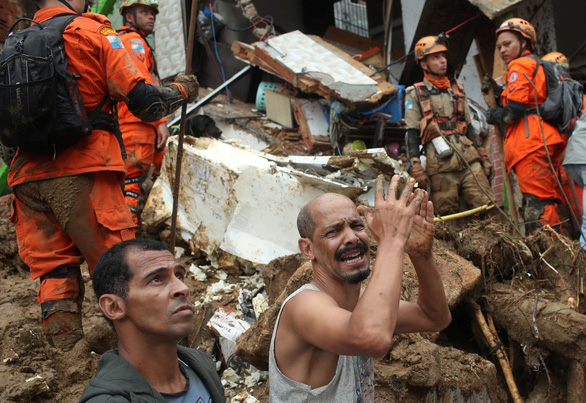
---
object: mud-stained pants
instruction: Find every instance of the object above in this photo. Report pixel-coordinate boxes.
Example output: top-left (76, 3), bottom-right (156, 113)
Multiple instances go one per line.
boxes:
top-left (11, 172), bottom-right (135, 309)
top-left (123, 141), bottom-right (164, 227)
top-left (512, 144), bottom-right (564, 230)
top-left (430, 161), bottom-right (493, 215)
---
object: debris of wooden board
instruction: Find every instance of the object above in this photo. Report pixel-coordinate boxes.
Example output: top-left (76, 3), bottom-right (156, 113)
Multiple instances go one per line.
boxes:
top-left (293, 98), bottom-right (331, 153)
top-left (322, 25), bottom-right (385, 54)
top-left (231, 30), bottom-right (396, 107)
top-left (142, 137), bottom-right (365, 266)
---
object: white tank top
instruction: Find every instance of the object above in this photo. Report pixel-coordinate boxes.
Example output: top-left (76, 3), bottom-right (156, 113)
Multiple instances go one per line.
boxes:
top-left (269, 283), bottom-right (375, 402)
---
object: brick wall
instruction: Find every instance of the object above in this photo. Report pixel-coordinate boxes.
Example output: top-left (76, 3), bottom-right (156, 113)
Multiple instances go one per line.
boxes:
top-left (489, 126), bottom-right (505, 206)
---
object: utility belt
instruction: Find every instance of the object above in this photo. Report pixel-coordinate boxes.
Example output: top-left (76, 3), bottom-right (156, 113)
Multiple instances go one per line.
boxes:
top-left (420, 115), bottom-right (467, 145)
top-left (521, 107), bottom-right (539, 138)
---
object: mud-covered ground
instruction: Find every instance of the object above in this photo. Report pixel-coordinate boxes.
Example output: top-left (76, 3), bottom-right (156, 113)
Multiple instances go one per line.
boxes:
top-left (1, 192), bottom-right (585, 402)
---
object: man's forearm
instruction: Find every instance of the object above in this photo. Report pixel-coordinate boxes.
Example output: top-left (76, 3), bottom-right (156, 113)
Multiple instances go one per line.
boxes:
top-left (348, 243), bottom-right (406, 355)
top-left (409, 253), bottom-right (451, 329)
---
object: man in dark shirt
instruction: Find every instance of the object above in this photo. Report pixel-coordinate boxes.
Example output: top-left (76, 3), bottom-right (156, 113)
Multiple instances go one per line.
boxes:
top-left (80, 239), bottom-right (225, 402)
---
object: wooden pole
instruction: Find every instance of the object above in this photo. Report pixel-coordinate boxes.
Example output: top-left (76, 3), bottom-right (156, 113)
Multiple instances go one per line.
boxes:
top-left (169, 0), bottom-right (198, 253)
top-left (483, 85), bottom-right (520, 229)
top-left (383, 0), bottom-right (394, 66)
top-left (470, 300), bottom-right (523, 403)
top-left (472, 45), bottom-right (519, 230)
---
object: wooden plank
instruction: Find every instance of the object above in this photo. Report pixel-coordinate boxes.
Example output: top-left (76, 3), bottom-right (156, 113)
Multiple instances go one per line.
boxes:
top-left (293, 99), bottom-right (331, 153)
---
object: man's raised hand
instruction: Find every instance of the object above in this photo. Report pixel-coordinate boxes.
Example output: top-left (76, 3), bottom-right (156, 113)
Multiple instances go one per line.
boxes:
top-left (404, 190), bottom-right (434, 259)
top-left (358, 175), bottom-right (424, 247)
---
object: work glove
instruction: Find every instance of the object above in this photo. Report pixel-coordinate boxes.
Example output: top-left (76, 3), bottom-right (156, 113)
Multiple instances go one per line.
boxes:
top-left (486, 107), bottom-right (506, 125)
top-left (478, 148), bottom-right (494, 182)
top-left (481, 74), bottom-right (503, 100)
top-left (410, 160), bottom-right (430, 190)
top-left (172, 73), bottom-right (199, 103)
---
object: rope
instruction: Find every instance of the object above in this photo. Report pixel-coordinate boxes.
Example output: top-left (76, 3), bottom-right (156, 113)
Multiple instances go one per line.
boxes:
top-left (445, 14), bottom-right (480, 34)
top-left (372, 13), bottom-right (481, 76)
top-left (523, 72), bottom-right (584, 239)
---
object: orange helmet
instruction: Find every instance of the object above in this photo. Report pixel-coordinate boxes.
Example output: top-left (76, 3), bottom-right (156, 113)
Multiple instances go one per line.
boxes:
top-left (414, 36), bottom-right (447, 63)
top-left (542, 52), bottom-right (569, 69)
top-left (496, 18), bottom-right (536, 51)
top-left (120, 0), bottom-right (159, 15)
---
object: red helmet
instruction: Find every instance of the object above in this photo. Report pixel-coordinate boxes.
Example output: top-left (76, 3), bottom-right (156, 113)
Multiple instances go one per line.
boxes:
top-left (496, 18), bottom-right (536, 51)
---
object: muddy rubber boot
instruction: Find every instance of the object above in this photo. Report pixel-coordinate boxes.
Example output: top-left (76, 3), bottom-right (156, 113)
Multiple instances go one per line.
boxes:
top-left (42, 309), bottom-right (83, 351)
top-left (39, 266), bottom-right (84, 351)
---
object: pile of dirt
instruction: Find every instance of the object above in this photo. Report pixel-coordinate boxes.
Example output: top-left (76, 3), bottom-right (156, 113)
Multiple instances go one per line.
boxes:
top-left (0, 194), bottom-right (585, 402)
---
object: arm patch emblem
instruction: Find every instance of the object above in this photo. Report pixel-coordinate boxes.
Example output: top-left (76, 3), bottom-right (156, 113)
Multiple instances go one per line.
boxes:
top-left (100, 26), bottom-right (117, 36)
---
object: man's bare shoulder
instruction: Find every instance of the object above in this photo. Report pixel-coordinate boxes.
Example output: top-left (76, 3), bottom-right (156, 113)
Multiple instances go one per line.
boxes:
top-left (284, 287), bottom-right (339, 314)
top-left (278, 287), bottom-right (340, 332)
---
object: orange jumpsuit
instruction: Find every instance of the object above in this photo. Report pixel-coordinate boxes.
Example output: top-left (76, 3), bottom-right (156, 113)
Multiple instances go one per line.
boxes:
top-left (117, 26), bottom-right (166, 227)
top-left (501, 50), bottom-right (568, 229)
top-left (8, 7), bottom-right (144, 320)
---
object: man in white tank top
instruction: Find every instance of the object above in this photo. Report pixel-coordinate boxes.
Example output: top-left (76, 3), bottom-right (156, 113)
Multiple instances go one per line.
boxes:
top-left (269, 175), bottom-right (452, 402)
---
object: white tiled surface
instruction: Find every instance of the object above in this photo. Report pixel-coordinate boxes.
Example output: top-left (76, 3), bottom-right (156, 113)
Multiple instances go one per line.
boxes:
top-left (263, 31), bottom-right (377, 86)
top-left (155, 0), bottom-right (186, 80)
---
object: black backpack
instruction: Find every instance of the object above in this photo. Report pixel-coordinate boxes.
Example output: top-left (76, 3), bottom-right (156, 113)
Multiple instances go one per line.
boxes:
top-left (0, 14), bottom-right (107, 153)
top-left (525, 54), bottom-right (584, 136)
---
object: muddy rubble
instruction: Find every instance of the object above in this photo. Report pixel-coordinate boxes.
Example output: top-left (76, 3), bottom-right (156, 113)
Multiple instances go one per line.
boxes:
top-left (0, 190), bottom-right (585, 402)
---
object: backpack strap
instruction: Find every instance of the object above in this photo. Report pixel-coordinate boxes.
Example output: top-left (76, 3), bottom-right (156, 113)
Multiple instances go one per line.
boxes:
top-left (414, 82), bottom-right (434, 117)
top-left (7, 18), bottom-right (39, 34)
top-left (520, 53), bottom-right (541, 80)
top-left (450, 79), bottom-right (467, 119)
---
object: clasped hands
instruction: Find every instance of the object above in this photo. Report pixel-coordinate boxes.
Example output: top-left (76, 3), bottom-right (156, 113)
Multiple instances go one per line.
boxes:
top-left (358, 175), bottom-right (434, 259)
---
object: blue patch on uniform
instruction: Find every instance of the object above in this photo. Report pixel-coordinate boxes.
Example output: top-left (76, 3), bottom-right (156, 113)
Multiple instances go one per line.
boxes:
top-left (405, 100), bottom-right (414, 110)
top-left (130, 39), bottom-right (146, 54)
top-left (107, 35), bottom-right (124, 49)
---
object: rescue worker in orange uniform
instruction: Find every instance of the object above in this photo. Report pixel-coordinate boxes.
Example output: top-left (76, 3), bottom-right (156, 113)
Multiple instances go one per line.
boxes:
top-left (404, 35), bottom-right (494, 215)
top-left (487, 18), bottom-right (567, 232)
top-left (117, 0), bottom-right (168, 227)
top-left (8, 0), bottom-right (198, 350)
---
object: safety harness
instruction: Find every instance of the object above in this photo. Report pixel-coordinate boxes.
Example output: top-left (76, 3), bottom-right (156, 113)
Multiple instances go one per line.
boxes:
top-left (414, 80), bottom-right (468, 145)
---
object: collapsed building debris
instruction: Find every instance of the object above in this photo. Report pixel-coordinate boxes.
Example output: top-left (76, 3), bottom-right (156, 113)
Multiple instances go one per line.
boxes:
top-left (232, 30), bottom-right (397, 107)
top-left (142, 136), bottom-right (405, 267)
top-left (2, 1), bottom-right (586, 402)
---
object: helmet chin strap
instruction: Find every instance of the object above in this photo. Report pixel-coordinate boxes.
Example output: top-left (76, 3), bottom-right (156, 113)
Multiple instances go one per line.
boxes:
top-left (422, 64), bottom-right (443, 78)
top-left (516, 33), bottom-right (528, 57)
top-left (125, 9), bottom-right (139, 29)
top-left (57, 0), bottom-right (78, 13)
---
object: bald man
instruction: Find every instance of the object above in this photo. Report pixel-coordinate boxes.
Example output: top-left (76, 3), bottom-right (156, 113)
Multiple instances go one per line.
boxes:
top-left (268, 175), bottom-right (451, 402)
